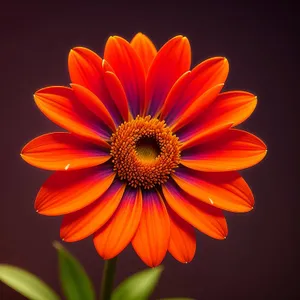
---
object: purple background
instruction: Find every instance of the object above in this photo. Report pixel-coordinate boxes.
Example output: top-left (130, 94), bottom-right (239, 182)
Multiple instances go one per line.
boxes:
top-left (0, 1), bottom-right (298, 299)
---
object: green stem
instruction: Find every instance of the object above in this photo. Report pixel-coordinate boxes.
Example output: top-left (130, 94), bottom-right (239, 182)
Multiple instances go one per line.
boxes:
top-left (100, 257), bottom-right (118, 300)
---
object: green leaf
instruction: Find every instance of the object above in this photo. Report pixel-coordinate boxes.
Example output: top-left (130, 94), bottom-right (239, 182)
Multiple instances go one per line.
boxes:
top-left (53, 241), bottom-right (95, 300)
top-left (0, 264), bottom-right (60, 300)
top-left (112, 266), bottom-right (163, 300)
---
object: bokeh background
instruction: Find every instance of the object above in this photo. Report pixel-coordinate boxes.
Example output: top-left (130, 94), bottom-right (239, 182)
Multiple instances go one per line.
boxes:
top-left (0, 1), bottom-right (298, 299)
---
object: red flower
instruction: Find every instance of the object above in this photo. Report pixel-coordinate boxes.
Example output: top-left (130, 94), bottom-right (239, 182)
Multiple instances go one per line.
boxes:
top-left (21, 33), bottom-right (267, 267)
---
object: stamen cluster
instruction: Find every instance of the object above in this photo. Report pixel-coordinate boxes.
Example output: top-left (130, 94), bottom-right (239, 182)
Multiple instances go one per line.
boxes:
top-left (111, 116), bottom-right (181, 189)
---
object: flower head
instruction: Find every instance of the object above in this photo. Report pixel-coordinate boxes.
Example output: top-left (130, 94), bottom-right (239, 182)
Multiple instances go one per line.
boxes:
top-left (21, 33), bottom-right (267, 267)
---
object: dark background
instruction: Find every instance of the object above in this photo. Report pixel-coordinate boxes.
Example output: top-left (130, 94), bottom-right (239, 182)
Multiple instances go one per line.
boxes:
top-left (0, 1), bottom-right (298, 299)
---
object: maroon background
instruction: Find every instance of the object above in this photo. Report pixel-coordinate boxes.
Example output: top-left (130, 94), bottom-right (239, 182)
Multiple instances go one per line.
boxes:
top-left (0, 1), bottom-right (298, 299)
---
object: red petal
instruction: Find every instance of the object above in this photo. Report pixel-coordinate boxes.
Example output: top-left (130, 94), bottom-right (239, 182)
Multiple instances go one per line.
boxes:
top-left (132, 190), bottom-right (170, 267)
top-left (167, 206), bottom-right (196, 263)
top-left (35, 164), bottom-right (115, 215)
top-left (34, 86), bottom-right (110, 148)
top-left (102, 60), bottom-right (131, 122)
top-left (131, 33), bottom-right (157, 73)
top-left (71, 83), bottom-right (116, 131)
top-left (21, 132), bottom-right (110, 171)
top-left (68, 47), bottom-right (123, 125)
top-left (60, 180), bottom-right (125, 242)
top-left (161, 57), bottom-right (229, 125)
top-left (171, 84), bottom-right (224, 132)
top-left (181, 129), bottom-right (267, 171)
top-left (93, 187), bottom-right (142, 259)
top-left (159, 71), bottom-right (191, 121)
top-left (145, 36), bottom-right (191, 117)
top-left (199, 91), bottom-right (257, 128)
top-left (104, 36), bottom-right (145, 117)
top-left (177, 91), bottom-right (257, 149)
top-left (68, 47), bottom-right (103, 95)
top-left (172, 167), bottom-right (254, 212)
top-left (163, 180), bottom-right (227, 239)
top-left (180, 122), bottom-right (234, 151)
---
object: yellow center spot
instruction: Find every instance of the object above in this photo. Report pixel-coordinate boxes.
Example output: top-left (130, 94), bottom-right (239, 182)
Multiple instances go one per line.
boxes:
top-left (136, 137), bottom-right (160, 162)
top-left (110, 116), bottom-right (181, 189)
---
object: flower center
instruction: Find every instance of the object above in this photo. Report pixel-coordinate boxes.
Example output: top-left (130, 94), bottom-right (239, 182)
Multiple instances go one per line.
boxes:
top-left (135, 136), bottom-right (160, 161)
top-left (110, 116), bottom-right (181, 189)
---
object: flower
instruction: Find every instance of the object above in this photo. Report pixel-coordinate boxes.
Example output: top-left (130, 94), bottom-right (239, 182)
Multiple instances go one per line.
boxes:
top-left (21, 33), bottom-right (267, 267)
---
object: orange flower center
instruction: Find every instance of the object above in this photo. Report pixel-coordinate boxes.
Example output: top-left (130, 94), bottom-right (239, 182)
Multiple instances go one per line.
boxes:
top-left (110, 116), bottom-right (181, 189)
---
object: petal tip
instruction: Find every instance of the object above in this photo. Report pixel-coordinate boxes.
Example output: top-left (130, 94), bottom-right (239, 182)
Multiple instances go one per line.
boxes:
top-left (135, 32), bottom-right (144, 37)
top-left (147, 261), bottom-right (162, 268)
top-left (108, 35), bottom-right (119, 43)
top-left (102, 59), bottom-right (111, 72)
top-left (68, 47), bottom-right (83, 59)
top-left (181, 36), bottom-right (190, 46)
top-left (259, 142), bottom-right (268, 153)
top-left (60, 233), bottom-right (71, 242)
top-left (182, 256), bottom-right (194, 264)
top-left (106, 36), bottom-right (115, 44)
top-left (242, 204), bottom-right (255, 213)
top-left (70, 47), bottom-right (81, 53)
top-left (33, 202), bottom-right (55, 216)
top-left (222, 57), bottom-right (229, 69)
top-left (220, 226), bottom-right (229, 239)
top-left (33, 94), bottom-right (42, 108)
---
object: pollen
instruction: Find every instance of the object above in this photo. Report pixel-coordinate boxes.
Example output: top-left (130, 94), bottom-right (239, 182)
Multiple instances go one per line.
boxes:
top-left (110, 116), bottom-right (181, 189)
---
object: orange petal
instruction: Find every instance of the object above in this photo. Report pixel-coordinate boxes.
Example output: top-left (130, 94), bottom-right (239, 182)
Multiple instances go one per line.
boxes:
top-left (172, 167), bottom-right (254, 212)
top-left (161, 57), bottom-right (229, 124)
top-left (21, 132), bottom-right (110, 171)
top-left (171, 84), bottom-right (224, 132)
top-left (60, 180), bottom-right (125, 242)
top-left (132, 190), bottom-right (170, 267)
top-left (93, 187), bottom-right (142, 259)
top-left (68, 47), bottom-right (103, 95)
top-left (167, 206), bottom-right (196, 263)
top-left (131, 33), bottom-right (157, 73)
top-left (180, 122), bottom-right (234, 151)
top-left (177, 91), bottom-right (257, 149)
top-left (104, 36), bottom-right (145, 117)
top-left (34, 86), bottom-right (110, 148)
top-left (159, 70), bottom-right (191, 121)
top-left (145, 36), bottom-right (191, 117)
top-left (71, 83), bottom-right (116, 131)
top-left (181, 129), bottom-right (267, 171)
top-left (68, 47), bottom-right (123, 125)
top-left (163, 180), bottom-right (227, 239)
top-left (201, 91), bottom-right (257, 127)
top-left (35, 164), bottom-right (115, 216)
top-left (102, 63), bottom-right (131, 122)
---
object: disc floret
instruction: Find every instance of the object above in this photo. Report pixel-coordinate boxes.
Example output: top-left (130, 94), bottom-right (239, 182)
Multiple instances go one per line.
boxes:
top-left (111, 116), bottom-right (181, 189)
